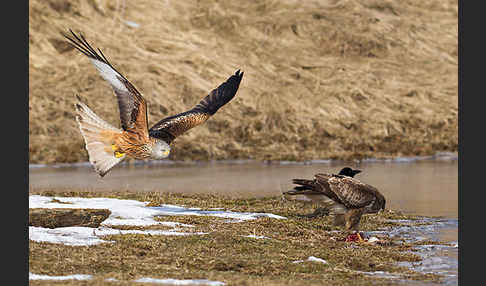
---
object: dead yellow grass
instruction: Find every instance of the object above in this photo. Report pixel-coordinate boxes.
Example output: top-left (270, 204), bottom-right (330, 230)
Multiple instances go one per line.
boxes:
top-left (29, 190), bottom-right (447, 285)
top-left (29, 0), bottom-right (458, 164)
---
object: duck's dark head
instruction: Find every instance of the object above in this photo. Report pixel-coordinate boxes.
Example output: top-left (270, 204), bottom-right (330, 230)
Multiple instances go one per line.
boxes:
top-left (338, 167), bottom-right (362, 178)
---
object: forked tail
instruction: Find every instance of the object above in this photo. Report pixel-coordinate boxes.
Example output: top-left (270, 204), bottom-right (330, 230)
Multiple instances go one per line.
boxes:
top-left (74, 95), bottom-right (125, 177)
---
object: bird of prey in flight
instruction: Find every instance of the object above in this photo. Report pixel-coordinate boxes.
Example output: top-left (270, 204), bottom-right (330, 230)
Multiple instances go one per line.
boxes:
top-left (63, 30), bottom-right (244, 177)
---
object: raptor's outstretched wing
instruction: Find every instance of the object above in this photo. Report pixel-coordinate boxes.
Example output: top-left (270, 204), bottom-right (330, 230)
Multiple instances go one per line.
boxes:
top-left (63, 29), bottom-right (149, 138)
top-left (148, 70), bottom-right (243, 144)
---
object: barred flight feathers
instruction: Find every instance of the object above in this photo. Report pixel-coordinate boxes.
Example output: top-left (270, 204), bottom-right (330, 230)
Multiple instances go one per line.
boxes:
top-left (63, 29), bottom-right (149, 136)
top-left (148, 70), bottom-right (243, 144)
top-left (74, 95), bottom-right (125, 177)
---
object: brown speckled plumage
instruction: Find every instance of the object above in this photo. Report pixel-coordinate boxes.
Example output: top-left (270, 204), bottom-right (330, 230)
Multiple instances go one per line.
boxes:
top-left (64, 29), bottom-right (243, 176)
top-left (284, 168), bottom-right (386, 231)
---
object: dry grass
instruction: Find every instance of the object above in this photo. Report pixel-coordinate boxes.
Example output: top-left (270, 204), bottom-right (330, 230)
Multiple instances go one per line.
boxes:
top-left (29, 0), bottom-right (458, 164)
top-left (29, 190), bottom-right (449, 285)
top-left (29, 208), bottom-right (111, 228)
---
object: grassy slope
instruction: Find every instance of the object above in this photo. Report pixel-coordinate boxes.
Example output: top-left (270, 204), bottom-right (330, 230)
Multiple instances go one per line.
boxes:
top-left (29, 0), bottom-right (457, 164)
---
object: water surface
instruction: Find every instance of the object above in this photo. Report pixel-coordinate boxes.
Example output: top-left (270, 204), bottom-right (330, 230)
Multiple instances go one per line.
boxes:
top-left (30, 158), bottom-right (458, 218)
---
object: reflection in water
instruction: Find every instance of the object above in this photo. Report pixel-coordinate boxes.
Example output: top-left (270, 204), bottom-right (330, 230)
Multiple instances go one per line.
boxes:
top-left (29, 159), bottom-right (458, 218)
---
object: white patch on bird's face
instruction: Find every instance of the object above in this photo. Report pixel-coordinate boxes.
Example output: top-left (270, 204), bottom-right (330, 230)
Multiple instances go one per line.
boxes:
top-left (151, 140), bottom-right (171, 159)
top-left (89, 59), bottom-right (127, 92)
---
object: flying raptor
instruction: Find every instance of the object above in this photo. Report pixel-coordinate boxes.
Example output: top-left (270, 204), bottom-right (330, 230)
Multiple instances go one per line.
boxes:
top-left (63, 30), bottom-right (243, 177)
top-left (283, 167), bottom-right (386, 240)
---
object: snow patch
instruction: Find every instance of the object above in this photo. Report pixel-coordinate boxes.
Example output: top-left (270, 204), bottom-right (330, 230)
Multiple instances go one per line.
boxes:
top-left (367, 236), bottom-right (380, 243)
top-left (29, 226), bottom-right (203, 246)
top-left (29, 195), bottom-right (286, 226)
top-left (133, 277), bottom-right (225, 285)
top-left (242, 235), bottom-right (270, 239)
top-left (355, 270), bottom-right (401, 279)
top-left (29, 195), bottom-right (285, 246)
top-left (29, 274), bottom-right (225, 285)
top-left (29, 273), bottom-right (92, 281)
top-left (292, 256), bottom-right (328, 264)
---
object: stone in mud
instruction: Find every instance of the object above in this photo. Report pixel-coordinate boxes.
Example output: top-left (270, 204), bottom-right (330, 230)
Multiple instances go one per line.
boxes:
top-left (29, 208), bottom-right (111, 228)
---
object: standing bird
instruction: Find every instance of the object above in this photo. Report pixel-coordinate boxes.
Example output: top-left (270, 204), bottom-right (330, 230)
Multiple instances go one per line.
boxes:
top-left (283, 167), bottom-right (386, 240)
top-left (63, 30), bottom-right (244, 177)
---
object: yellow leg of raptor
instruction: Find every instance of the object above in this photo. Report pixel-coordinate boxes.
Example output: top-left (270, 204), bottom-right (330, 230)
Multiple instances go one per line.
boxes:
top-left (114, 151), bottom-right (125, 158)
top-left (111, 145), bottom-right (125, 158)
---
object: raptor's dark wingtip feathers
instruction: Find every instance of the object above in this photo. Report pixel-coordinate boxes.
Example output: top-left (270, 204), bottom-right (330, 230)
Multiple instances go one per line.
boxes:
top-left (233, 69), bottom-right (244, 86)
top-left (235, 69), bottom-right (244, 78)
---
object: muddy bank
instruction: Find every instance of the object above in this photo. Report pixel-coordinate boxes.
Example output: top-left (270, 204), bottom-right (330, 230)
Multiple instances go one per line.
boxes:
top-left (29, 208), bottom-right (111, 228)
top-left (29, 0), bottom-right (457, 164)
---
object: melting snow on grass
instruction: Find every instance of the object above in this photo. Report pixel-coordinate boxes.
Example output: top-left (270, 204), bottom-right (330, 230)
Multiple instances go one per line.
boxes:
top-left (29, 273), bottom-right (225, 285)
top-left (29, 195), bottom-right (286, 225)
top-left (29, 273), bottom-right (92, 281)
top-left (292, 256), bottom-right (328, 264)
top-left (29, 226), bottom-right (201, 246)
top-left (134, 277), bottom-right (225, 285)
top-left (242, 234), bottom-right (270, 239)
top-left (147, 204), bottom-right (285, 222)
top-left (354, 270), bottom-right (402, 279)
top-left (29, 195), bottom-right (286, 246)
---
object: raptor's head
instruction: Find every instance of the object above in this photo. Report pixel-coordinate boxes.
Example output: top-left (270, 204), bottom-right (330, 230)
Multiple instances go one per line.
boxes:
top-left (338, 167), bottom-right (362, 178)
top-left (151, 139), bottom-right (171, 159)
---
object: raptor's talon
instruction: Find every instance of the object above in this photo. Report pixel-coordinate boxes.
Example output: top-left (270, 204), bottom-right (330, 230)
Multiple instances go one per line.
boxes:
top-left (114, 151), bottom-right (125, 158)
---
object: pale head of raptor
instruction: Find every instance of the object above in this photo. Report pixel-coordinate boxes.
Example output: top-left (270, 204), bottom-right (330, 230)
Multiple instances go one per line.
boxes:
top-left (151, 139), bottom-right (171, 159)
